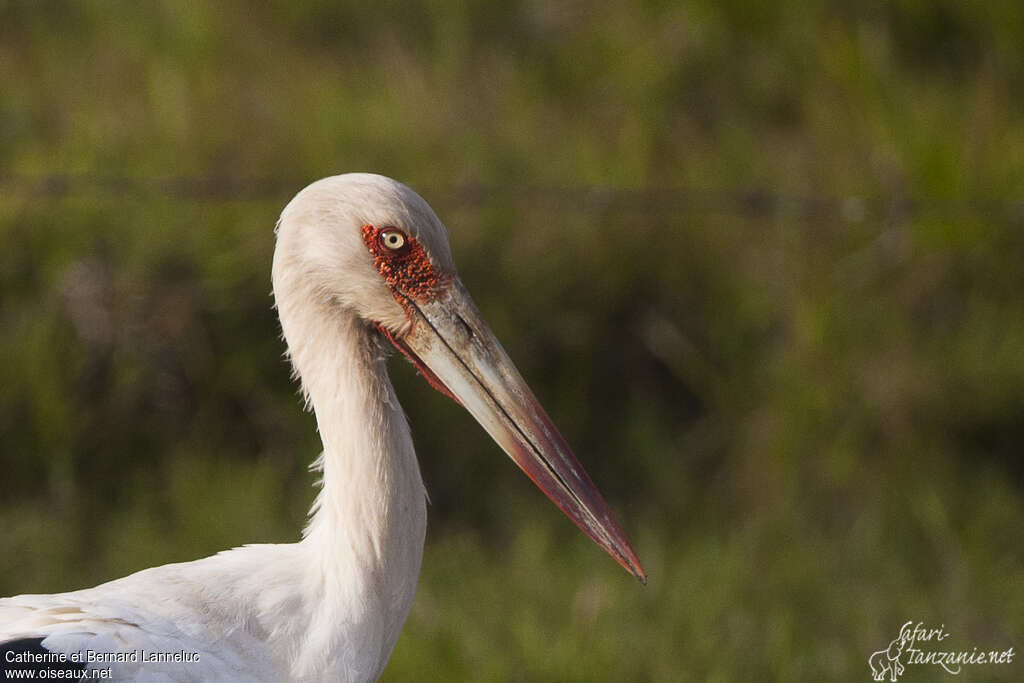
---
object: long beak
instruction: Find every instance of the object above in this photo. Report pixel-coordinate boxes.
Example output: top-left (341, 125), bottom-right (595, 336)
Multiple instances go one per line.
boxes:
top-left (391, 279), bottom-right (646, 583)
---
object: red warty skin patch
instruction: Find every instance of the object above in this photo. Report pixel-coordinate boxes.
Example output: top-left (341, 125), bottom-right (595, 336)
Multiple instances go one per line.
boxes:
top-left (361, 224), bottom-right (445, 303)
top-left (363, 224), bottom-right (459, 403)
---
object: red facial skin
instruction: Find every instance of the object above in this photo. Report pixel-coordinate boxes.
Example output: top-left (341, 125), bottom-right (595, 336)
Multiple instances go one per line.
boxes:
top-left (363, 224), bottom-right (459, 403)
top-left (360, 224), bottom-right (445, 304)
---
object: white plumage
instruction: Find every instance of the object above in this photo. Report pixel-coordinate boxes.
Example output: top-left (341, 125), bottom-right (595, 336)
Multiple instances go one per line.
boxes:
top-left (1, 174), bottom-right (643, 682)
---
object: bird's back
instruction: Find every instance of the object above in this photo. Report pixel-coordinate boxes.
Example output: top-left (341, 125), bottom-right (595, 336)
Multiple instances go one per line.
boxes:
top-left (0, 546), bottom-right (302, 682)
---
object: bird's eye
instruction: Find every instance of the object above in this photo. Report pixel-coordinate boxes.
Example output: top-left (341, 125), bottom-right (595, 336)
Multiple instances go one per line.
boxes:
top-left (380, 230), bottom-right (406, 250)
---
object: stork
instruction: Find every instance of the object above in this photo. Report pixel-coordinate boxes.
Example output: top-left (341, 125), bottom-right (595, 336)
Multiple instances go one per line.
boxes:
top-left (0, 174), bottom-right (645, 682)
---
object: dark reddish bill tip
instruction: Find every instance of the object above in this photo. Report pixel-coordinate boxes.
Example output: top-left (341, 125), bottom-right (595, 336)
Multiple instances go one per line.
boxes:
top-left (504, 392), bottom-right (647, 584)
top-left (391, 280), bottom-right (646, 583)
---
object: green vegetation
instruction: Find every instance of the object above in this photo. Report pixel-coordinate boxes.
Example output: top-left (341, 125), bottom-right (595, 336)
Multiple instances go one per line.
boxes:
top-left (1, 2), bottom-right (1022, 680)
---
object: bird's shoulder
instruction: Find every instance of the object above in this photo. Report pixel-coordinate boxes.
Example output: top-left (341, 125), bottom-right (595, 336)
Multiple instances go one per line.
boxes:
top-left (0, 547), bottom-right (298, 681)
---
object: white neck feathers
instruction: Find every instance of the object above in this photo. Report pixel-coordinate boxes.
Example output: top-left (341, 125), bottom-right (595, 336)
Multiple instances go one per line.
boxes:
top-left (273, 263), bottom-right (427, 680)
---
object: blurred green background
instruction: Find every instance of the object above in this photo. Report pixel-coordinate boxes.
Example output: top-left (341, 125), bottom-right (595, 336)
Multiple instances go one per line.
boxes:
top-left (1, 1), bottom-right (1022, 680)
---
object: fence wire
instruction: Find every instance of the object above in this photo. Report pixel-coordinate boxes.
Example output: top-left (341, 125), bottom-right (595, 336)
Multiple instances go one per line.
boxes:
top-left (1, 172), bottom-right (1022, 224)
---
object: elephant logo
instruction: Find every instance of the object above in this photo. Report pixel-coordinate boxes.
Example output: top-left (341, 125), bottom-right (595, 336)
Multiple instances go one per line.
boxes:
top-left (868, 636), bottom-right (906, 681)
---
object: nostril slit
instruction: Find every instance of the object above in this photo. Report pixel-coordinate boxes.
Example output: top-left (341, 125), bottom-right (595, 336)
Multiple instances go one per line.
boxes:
top-left (456, 314), bottom-right (474, 340)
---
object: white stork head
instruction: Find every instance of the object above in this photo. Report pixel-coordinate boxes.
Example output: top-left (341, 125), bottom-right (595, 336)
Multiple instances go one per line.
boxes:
top-left (272, 173), bottom-right (645, 582)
